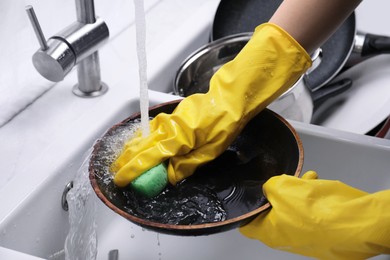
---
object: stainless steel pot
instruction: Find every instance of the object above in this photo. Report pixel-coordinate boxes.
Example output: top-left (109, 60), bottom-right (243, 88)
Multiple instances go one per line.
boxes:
top-left (173, 33), bottom-right (322, 123)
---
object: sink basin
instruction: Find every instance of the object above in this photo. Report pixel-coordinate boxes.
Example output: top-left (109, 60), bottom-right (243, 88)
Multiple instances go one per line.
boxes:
top-left (0, 90), bottom-right (389, 259)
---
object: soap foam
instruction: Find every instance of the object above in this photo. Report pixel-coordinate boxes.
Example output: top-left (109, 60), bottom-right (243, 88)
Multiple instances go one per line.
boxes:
top-left (91, 118), bottom-right (228, 225)
top-left (93, 120), bottom-right (142, 184)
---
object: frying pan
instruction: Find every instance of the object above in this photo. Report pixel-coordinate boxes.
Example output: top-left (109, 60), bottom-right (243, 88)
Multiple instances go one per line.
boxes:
top-left (212, 0), bottom-right (390, 91)
top-left (89, 100), bottom-right (303, 236)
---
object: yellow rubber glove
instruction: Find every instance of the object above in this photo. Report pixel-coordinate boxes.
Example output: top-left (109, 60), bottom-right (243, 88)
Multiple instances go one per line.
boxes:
top-left (112, 23), bottom-right (312, 187)
top-left (240, 172), bottom-right (390, 259)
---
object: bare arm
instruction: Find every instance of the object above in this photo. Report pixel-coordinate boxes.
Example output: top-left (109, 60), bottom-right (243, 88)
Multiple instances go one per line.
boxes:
top-left (270, 0), bottom-right (362, 54)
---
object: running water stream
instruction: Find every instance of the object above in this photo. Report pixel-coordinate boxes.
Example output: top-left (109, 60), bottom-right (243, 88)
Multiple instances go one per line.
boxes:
top-left (64, 152), bottom-right (98, 260)
top-left (64, 1), bottom-right (151, 259)
top-left (134, 0), bottom-right (150, 137)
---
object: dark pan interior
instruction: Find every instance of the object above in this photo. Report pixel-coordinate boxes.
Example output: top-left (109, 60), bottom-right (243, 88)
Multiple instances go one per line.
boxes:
top-left (89, 100), bottom-right (303, 236)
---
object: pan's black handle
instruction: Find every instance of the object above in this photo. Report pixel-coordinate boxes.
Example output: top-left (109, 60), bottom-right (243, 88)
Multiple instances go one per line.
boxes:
top-left (362, 33), bottom-right (390, 56)
top-left (311, 78), bottom-right (353, 124)
top-left (312, 78), bottom-right (353, 110)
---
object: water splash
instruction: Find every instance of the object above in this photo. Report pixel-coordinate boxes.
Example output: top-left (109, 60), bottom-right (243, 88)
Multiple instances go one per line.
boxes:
top-left (92, 119), bottom-right (228, 225)
top-left (64, 151), bottom-right (98, 260)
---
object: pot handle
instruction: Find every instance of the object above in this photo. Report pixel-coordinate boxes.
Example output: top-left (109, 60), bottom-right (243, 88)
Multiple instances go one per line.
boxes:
top-left (306, 48), bottom-right (322, 75)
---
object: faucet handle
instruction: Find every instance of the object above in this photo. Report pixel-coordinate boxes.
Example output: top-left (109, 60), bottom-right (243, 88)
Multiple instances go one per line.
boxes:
top-left (25, 5), bottom-right (48, 51)
top-left (25, 2), bottom-right (109, 94)
top-left (25, 5), bottom-right (76, 82)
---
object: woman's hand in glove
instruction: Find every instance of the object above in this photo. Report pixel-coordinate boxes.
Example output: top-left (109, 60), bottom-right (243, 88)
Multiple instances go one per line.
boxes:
top-left (240, 172), bottom-right (390, 259)
top-left (111, 23), bottom-right (311, 187)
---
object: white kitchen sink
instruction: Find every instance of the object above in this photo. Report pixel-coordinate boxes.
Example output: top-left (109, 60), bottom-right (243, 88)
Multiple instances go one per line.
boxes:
top-left (0, 90), bottom-right (389, 259)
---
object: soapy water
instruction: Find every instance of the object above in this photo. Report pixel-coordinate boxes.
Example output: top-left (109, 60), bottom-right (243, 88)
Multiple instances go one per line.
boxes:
top-left (92, 120), bottom-right (228, 224)
top-left (63, 116), bottom-right (269, 258)
top-left (64, 150), bottom-right (98, 260)
top-left (91, 118), bottom-right (268, 226)
top-left (63, 115), bottom-right (275, 258)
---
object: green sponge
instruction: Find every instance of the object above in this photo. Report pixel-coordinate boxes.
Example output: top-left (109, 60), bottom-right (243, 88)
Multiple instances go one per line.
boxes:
top-left (130, 163), bottom-right (168, 198)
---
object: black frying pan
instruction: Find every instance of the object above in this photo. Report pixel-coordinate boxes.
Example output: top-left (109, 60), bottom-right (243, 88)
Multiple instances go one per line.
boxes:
top-left (212, 0), bottom-right (390, 91)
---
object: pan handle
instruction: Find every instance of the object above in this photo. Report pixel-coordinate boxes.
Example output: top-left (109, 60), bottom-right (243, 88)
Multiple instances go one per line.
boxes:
top-left (346, 32), bottom-right (390, 68)
top-left (363, 33), bottom-right (390, 55)
top-left (312, 78), bottom-right (353, 110)
top-left (358, 33), bottom-right (390, 56)
top-left (311, 78), bottom-right (353, 124)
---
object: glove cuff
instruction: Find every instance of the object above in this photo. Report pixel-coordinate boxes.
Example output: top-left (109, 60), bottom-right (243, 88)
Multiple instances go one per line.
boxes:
top-left (263, 23), bottom-right (312, 63)
top-left (210, 22), bottom-right (313, 123)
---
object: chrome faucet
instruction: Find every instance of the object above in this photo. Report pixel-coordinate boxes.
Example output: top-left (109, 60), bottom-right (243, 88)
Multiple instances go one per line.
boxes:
top-left (26, 0), bottom-right (109, 97)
